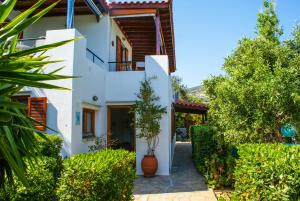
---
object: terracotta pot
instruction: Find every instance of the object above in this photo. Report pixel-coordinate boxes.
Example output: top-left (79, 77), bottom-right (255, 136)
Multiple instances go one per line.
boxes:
top-left (141, 155), bottom-right (158, 177)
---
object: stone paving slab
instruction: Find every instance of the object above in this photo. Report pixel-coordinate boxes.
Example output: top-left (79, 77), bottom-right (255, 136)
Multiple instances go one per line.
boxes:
top-left (134, 142), bottom-right (217, 201)
top-left (134, 189), bottom-right (216, 201)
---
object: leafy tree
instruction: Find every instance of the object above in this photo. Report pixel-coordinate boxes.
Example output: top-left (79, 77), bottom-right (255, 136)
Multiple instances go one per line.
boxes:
top-left (171, 76), bottom-right (189, 100)
top-left (171, 76), bottom-right (188, 128)
top-left (132, 77), bottom-right (166, 155)
top-left (256, 0), bottom-right (283, 43)
top-left (203, 0), bottom-right (300, 143)
top-left (0, 0), bottom-right (73, 186)
top-left (171, 76), bottom-right (206, 130)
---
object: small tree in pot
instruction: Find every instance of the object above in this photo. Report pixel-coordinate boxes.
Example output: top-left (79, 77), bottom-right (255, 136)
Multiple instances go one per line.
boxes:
top-left (132, 77), bottom-right (166, 177)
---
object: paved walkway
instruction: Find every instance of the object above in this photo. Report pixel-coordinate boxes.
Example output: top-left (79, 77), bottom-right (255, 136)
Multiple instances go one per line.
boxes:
top-left (134, 142), bottom-right (217, 201)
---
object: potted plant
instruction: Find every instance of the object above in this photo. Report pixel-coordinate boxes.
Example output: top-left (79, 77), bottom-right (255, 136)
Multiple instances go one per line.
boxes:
top-left (132, 77), bottom-right (166, 177)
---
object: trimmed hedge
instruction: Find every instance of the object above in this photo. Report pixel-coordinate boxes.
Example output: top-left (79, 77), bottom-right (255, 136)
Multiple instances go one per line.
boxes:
top-left (233, 144), bottom-right (300, 201)
top-left (191, 125), bottom-right (217, 174)
top-left (57, 149), bottom-right (136, 201)
top-left (0, 134), bottom-right (63, 201)
top-left (191, 125), bottom-right (236, 189)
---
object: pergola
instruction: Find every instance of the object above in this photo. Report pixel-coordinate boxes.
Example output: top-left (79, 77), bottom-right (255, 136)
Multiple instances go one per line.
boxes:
top-left (174, 101), bottom-right (208, 123)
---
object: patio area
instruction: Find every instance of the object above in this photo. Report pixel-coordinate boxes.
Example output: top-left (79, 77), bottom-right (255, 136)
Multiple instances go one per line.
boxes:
top-left (134, 142), bottom-right (217, 201)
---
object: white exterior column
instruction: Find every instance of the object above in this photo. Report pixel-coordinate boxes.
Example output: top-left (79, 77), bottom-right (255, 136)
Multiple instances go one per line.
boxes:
top-left (135, 55), bottom-right (171, 175)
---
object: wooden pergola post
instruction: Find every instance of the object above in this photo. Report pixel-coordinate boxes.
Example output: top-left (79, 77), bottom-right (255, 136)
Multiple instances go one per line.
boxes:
top-left (67, 0), bottom-right (75, 29)
top-left (155, 13), bottom-right (161, 55)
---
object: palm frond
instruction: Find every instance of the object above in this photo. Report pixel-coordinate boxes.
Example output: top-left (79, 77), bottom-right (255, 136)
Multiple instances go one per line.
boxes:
top-left (0, 0), bottom-right (77, 187)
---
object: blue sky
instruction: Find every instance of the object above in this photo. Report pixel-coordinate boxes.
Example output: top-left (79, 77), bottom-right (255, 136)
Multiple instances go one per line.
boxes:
top-left (172, 0), bottom-right (300, 87)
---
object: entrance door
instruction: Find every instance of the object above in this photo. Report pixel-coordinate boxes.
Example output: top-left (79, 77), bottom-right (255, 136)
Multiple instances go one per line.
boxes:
top-left (107, 106), bottom-right (135, 151)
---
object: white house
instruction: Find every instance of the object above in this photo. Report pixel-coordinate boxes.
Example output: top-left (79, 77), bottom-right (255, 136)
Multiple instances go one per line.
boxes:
top-left (13, 0), bottom-right (176, 175)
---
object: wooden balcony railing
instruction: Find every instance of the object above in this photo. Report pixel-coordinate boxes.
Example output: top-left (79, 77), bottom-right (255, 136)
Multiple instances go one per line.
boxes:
top-left (108, 61), bottom-right (145, 72)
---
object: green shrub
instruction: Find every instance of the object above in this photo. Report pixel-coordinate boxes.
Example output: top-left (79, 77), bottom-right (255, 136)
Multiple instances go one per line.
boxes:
top-left (36, 134), bottom-right (62, 159)
top-left (233, 144), bottom-right (300, 201)
top-left (0, 157), bottom-right (57, 201)
top-left (57, 149), bottom-right (136, 201)
top-left (36, 134), bottom-right (63, 181)
top-left (205, 143), bottom-right (236, 189)
top-left (191, 125), bottom-right (217, 174)
top-left (0, 134), bottom-right (63, 201)
top-left (191, 125), bottom-right (236, 189)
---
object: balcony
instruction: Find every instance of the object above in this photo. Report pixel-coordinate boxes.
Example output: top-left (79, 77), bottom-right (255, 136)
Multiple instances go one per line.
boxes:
top-left (108, 61), bottom-right (145, 72)
top-left (17, 37), bottom-right (46, 49)
top-left (18, 36), bottom-right (104, 69)
top-left (106, 55), bottom-right (170, 103)
top-left (86, 48), bottom-right (105, 67)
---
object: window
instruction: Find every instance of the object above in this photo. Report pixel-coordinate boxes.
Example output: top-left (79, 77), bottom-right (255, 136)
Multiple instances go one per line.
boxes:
top-left (82, 108), bottom-right (95, 138)
top-left (12, 95), bottom-right (30, 113)
top-left (12, 96), bottom-right (47, 131)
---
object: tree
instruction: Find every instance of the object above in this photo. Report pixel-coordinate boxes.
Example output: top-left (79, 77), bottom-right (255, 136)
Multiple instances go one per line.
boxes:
top-left (256, 0), bottom-right (283, 43)
top-left (171, 76), bottom-right (188, 128)
top-left (171, 76), bottom-right (205, 130)
top-left (0, 0), bottom-right (73, 186)
top-left (203, 0), bottom-right (300, 143)
top-left (132, 77), bottom-right (166, 155)
top-left (171, 76), bottom-right (189, 100)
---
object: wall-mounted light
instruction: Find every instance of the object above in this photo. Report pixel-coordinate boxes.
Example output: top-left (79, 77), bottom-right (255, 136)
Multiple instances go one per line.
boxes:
top-left (112, 41), bottom-right (114, 47)
top-left (92, 96), bottom-right (98, 101)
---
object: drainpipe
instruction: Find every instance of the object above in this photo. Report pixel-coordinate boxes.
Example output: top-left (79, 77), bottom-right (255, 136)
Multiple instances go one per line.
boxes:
top-left (67, 0), bottom-right (74, 29)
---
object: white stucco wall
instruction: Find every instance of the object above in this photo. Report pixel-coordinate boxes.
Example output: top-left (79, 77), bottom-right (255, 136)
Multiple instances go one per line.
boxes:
top-left (70, 31), bottom-right (108, 154)
top-left (23, 15), bottom-right (173, 175)
top-left (24, 14), bottom-right (132, 71)
top-left (105, 71), bottom-right (144, 102)
top-left (134, 55), bottom-right (172, 175)
top-left (105, 56), bottom-right (172, 175)
top-left (108, 19), bottom-right (133, 70)
top-left (27, 29), bottom-right (77, 156)
top-left (74, 15), bottom-right (110, 67)
top-left (25, 29), bottom-right (108, 156)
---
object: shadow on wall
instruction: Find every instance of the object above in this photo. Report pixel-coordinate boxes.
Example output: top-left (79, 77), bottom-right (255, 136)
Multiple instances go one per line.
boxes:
top-left (27, 87), bottom-right (71, 157)
top-left (146, 57), bottom-right (169, 78)
top-left (46, 103), bottom-right (58, 134)
top-left (47, 102), bottom-right (72, 158)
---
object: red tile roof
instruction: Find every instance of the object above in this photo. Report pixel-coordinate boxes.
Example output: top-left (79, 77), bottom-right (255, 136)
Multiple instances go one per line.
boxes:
top-left (174, 101), bottom-right (208, 114)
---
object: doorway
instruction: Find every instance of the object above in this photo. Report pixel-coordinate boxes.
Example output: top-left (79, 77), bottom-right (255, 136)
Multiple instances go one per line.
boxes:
top-left (107, 105), bottom-right (135, 151)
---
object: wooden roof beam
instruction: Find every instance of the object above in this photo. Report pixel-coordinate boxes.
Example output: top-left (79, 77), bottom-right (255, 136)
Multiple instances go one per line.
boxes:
top-left (108, 2), bottom-right (169, 9)
top-left (110, 8), bottom-right (157, 18)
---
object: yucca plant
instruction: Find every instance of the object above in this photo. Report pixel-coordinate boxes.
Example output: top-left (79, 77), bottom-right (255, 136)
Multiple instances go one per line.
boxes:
top-left (0, 0), bottom-right (75, 187)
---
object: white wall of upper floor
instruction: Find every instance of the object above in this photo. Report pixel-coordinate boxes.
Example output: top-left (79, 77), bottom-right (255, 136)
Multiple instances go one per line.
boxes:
top-left (109, 19), bottom-right (133, 63)
top-left (23, 14), bottom-right (132, 71)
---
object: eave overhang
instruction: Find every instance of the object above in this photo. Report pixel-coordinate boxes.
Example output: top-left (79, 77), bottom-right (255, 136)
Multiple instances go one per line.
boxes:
top-left (13, 0), bottom-right (108, 16)
top-left (174, 101), bottom-right (208, 115)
